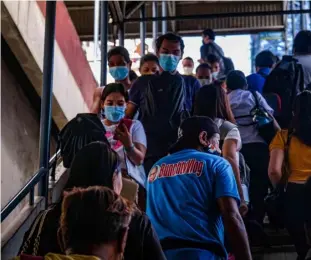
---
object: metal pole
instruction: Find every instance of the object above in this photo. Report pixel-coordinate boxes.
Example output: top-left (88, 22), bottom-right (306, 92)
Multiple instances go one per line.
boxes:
top-left (300, 0), bottom-right (306, 30)
top-left (140, 4), bottom-right (146, 56)
top-left (118, 23), bottom-right (125, 46)
top-left (38, 0), bottom-right (56, 208)
top-left (291, 1), bottom-right (296, 42)
top-left (93, 0), bottom-right (100, 76)
top-left (100, 1), bottom-right (108, 86)
top-left (162, 1), bottom-right (167, 34)
top-left (152, 1), bottom-right (158, 41)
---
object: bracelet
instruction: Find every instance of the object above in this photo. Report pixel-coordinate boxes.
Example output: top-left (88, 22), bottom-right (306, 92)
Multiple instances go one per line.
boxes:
top-left (125, 143), bottom-right (135, 153)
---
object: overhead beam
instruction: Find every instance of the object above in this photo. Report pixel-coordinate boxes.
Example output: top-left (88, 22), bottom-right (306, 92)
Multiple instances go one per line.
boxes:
top-left (125, 2), bottom-right (145, 19)
top-left (67, 6), bottom-right (93, 11)
top-left (122, 9), bottom-right (311, 23)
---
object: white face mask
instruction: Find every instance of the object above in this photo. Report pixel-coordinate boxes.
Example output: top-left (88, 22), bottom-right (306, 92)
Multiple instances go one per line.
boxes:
top-left (212, 71), bottom-right (219, 79)
top-left (183, 67), bottom-right (193, 75)
top-left (198, 78), bottom-right (212, 86)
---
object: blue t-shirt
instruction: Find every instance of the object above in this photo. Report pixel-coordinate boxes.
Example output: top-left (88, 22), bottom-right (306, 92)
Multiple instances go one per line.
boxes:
top-left (246, 67), bottom-right (271, 93)
top-left (146, 149), bottom-right (240, 259)
top-left (181, 75), bottom-right (201, 111)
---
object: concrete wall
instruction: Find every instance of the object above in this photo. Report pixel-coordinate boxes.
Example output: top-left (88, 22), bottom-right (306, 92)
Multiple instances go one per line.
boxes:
top-left (1, 0), bottom-right (97, 235)
top-left (1, 58), bottom-right (41, 209)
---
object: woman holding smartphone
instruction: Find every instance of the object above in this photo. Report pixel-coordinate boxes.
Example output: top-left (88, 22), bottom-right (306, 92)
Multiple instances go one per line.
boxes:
top-left (92, 83), bottom-right (147, 208)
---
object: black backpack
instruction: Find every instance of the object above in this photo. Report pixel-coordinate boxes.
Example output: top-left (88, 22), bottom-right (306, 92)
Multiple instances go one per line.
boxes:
top-left (138, 73), bottom-right (187, 158)
top-left (263, 56), bottom-right (305, 128)
top-left (57, 113), bottom-right (108, 168)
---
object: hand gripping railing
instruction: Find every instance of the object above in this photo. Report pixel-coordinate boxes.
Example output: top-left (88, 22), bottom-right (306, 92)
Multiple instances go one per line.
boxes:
top-left (1, 150), bottom-right (61, 222)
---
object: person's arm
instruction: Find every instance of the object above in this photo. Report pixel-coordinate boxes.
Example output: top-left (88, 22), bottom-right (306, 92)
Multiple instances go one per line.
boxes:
top-left (115, 122), bottom-right (146, 165)
top-left (91, 87), bottom-right (104, 114)
top-left (222, 139), bottom-right (247, 216)
top-left (214, 159), bottom-right (251, 259)
top-left (268, 148), bottom-right (284, 187)
top-left (217, 197), bottom-right (252, 260)
top-left (126, 79), bottom-right (142, 119)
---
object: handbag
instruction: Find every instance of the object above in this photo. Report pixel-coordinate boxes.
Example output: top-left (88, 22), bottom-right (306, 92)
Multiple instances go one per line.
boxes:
top-left (250, 90), bottom-right (277, 144)
top-left (18, 208), bottom-right (52, 257)
top-left (264, 130), bottom-right (293, 228)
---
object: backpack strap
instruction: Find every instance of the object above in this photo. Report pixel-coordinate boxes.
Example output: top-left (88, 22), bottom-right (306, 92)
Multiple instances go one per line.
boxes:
top-left (250, 90), bottom-right (260, 109)
top-left (280, 129), bottom-right (294, 188)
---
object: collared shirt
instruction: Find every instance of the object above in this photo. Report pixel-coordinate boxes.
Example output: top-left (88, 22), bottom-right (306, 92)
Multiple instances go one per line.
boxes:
top-left (228, 89), bottom-right (274, 144)
top-left (147, 149), bottom-right (240, 259)
top-left (246, 67), bottom-right (271, 94)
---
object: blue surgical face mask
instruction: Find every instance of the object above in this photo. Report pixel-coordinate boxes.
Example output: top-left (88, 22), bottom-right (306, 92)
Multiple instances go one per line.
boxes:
top-left (103, 105), bottom-right (125, 123)
top-left (159, 54), bottom-right (180, 72)
top-left (212, 71), bottom-right (219, 79)
top-left (109, 66), bottom-right (129, 81)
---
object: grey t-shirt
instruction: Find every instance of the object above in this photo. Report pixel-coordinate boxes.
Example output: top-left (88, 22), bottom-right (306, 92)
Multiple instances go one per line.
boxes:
top-left (294, 54), bottom-right (311, 88)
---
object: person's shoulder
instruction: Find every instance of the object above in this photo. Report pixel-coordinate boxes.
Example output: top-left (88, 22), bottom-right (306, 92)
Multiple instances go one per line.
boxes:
top-left (128, 210), bottom-right (153, 235)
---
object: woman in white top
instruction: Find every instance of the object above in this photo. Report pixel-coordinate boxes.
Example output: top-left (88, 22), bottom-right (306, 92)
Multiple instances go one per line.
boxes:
top-left (226, 70), bottom-right (280, 229)
top-left (93, 83), bottom-right (147, 189)
top-left (193, 83), bottom-right (247, 216)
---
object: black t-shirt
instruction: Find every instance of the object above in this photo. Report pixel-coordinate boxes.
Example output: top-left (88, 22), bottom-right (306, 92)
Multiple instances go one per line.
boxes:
top-left (19, 204), bottom-right (166, 260)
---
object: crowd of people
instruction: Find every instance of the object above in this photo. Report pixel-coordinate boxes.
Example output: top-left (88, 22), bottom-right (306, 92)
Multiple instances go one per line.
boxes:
top-left (16, 29), bottom-right (311, 260)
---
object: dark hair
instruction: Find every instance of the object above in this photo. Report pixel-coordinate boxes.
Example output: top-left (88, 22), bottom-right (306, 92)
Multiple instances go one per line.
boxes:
top-left (202, 29), bottom-right (216, 41)
top-left (292, 90), bottom-right (311, 147)
top-left (101, 83), bottom-right (129, 102)
top-left (60, 186), bottom-right (133, 254)
top-left (207, 54), bottom-right (220, 64)
top-left (139, 53), bottom-right (159, 69)
top-left (183, 57), bottom-right (194, 63)
top-left (226, 70), bottom-right (248, 91)
top-left (65, 142), bottom-right (119, 190)
top-left (293, 30), bottom-right (311, 55)
top-left (108, 46), bottom-right (131, 63)
top-left (255, 50), bottom-right (276, 68)
top-left (194, 83), bottom-right (235, 123)
top-left (155, 33), bottom-right (185, 54)
top-left (196, 63), bottom-right (211, 73)
top-left (129, 70), bottom-right (138, 81)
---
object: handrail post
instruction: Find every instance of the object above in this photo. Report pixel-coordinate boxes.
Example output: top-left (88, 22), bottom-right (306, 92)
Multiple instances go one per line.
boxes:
top-left (140, 4), bottom-right (146, 56)
top-left (118, 22), bottom-right (125, 46)
top-left (152, 1), bottom-right (158, 43)
top-left (162, 1), bottom-right (167, 34)
top-left (38, 0), bottom-right (56, 208)
top-left (100, 1), bottom-right (108, 86)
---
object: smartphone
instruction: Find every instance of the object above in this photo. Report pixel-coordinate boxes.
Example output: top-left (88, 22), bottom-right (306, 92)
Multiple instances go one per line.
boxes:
top-left (113, 118), bottom-right (133, 140)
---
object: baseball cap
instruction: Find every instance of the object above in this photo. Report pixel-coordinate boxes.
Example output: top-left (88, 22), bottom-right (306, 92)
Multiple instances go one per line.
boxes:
top-left (169, 116), bottom-right (220, 154)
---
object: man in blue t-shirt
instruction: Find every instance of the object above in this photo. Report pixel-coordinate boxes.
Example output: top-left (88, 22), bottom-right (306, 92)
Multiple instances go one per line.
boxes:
top-left (247, 50), bottom-right (276, 93)
top-left (147, 116), bottom-right (251, 260)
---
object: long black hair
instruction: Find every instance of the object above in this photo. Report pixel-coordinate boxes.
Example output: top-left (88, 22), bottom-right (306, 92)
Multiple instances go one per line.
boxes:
top-left (193, 83), bottom-right (235, 123)
top-left (292, 91), bottom-right (311, 147)
top-left (65, 142), bottom-right (119, 190)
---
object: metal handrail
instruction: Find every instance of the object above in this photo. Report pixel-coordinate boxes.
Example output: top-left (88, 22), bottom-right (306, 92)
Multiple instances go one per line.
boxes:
top-left (1, 150), bottom-right (60, 222)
